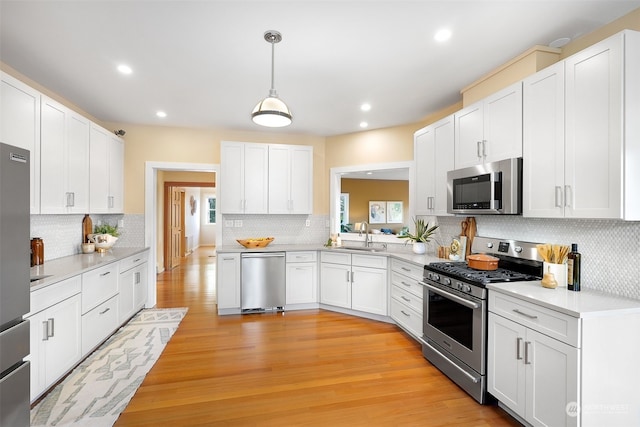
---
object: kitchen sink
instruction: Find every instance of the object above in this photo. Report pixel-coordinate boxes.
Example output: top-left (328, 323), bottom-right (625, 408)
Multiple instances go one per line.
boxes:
top-left (30, 274), bottom-right (52, 282)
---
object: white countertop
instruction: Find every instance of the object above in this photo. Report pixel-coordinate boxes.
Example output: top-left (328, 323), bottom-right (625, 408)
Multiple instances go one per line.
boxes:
top-left (487, 281), bottom-right (640, 318)
top-left (216, 244), bottom-right (443, 267)
top-left (30, 247), bottom-right (150, 291)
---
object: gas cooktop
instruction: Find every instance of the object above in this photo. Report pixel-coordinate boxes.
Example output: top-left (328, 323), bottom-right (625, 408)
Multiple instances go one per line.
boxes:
top-left (426, 261), bottom-right (540, 286)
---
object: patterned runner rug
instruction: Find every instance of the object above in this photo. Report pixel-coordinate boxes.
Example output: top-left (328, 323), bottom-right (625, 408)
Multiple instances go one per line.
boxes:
top-left (30, 307), bottom-right (188, 427)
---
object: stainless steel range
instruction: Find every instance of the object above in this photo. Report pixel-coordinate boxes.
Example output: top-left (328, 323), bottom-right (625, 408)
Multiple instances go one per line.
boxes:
top-left (421, 236), bottom-right (543, 404)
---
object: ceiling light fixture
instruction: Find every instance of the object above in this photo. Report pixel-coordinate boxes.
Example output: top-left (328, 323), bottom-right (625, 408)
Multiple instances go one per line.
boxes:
top-left (252, 30), bottom-right (292, 128)
top-left (117, 64), bottom-right (132, 75)
top-left (360, 121), bottom-right (368, 128)
top-left (156, 111), bottom-right (167, 118)
top-left (434, 29), bottom-right (452, 42)
top-left (361, 103), bottom-right (371, 112)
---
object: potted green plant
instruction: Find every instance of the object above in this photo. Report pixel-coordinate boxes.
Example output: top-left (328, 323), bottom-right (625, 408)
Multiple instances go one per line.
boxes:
top-left (88, 223), bottom-right (120, 252)
top-left (397, 217), bottom-right (438, 254)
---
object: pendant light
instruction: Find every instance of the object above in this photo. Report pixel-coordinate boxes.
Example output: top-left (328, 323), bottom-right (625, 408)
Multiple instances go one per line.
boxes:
top-left (252, 30), bottom-right (292, 127)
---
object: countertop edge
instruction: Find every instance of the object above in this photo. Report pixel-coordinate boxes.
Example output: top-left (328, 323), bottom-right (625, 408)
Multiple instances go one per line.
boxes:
top-left (30, 247), bottom-right (150, 292)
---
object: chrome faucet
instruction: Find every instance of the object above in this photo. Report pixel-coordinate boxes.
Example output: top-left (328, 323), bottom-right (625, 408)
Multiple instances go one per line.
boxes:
top-left (358, 222), bottom-right (372, 247)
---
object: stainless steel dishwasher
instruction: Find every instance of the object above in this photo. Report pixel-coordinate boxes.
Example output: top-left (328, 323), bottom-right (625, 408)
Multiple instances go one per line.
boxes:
top-left (241, 252), bottom-right (286, 312)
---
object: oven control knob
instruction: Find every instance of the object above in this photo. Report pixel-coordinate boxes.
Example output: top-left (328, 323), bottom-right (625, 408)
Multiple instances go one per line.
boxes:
top-left (454, 282), bottom-right (462, 290)
top-left (443, 278), bottom-right (451, 286)
top-left (461, 284), bottom-right (472, 293)
top-left (515, 246), bottom-right (523, 253)
top-left (487, 242), bottom-right (494, 248)
top-left (433, 274), bottom-right (440, 281)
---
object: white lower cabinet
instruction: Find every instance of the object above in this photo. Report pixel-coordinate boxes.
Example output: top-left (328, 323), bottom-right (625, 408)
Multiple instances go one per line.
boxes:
top-left (285, 251), bottom-right (318, 305)
top-left (488, 312), bottom-right (578, 427)
top-left (119, 251), bottom-right (149, 323)
top-left (320, 252), bottom-right (388, 316)
top-left (217, 252), bottom-right (241, 312)
top-left (26, 276), bottom-right (82, 402)
top-left (82, 295), bottom-right (119, 355)
top-left (389, 259), bottom-right (424, 339)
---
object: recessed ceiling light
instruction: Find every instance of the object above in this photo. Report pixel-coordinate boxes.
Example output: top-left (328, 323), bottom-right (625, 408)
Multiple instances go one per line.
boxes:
top-left (359, 121), bottom-right (368, 128)
top-left (117, 64), bottom-right (132, 75)
top-left (360, 103), bottom-right (371, 112)
top-left (156, 111), bottom-right (167, 118)
top-left (366, 171), bottom-right (373, 175)
top-left (434, 29), bottom-right (452, 42)
top-left (549, 37), bottom-right (571, 48)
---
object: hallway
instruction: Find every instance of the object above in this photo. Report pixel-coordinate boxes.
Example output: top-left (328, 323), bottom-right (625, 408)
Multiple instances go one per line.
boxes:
top-left (116, 247), bottom-right (519, 426)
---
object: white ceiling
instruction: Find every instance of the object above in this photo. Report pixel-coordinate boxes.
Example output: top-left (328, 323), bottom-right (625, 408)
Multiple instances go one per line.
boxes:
top-left (1, 1), bottom-right (638, 137)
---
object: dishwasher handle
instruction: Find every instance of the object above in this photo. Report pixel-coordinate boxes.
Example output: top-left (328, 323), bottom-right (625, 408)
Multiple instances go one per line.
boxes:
top-left (241, 252), bottom-right (285, 259)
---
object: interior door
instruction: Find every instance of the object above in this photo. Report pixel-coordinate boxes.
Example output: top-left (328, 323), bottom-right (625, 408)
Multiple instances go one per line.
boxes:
top-left (165, 186), bottom-right (183, 270)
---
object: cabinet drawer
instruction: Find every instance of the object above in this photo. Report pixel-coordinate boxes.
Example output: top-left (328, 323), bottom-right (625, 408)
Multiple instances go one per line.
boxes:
top-left (321, 251), bottom-right (351, 265)
top-left (390, 270), bottom-right (424, 299)
top-left (390, 298), bottom-right (423, 339)
top-left (29, 275), bottom-right (81, 317)
top-left (489, 291), bottom-right (580, 347)
top-left (286, 251), bottom-right (317, 263)
top-left (391, 284), bottom-right (423, 313)
top-left (352, 254), bottom-right (387, 269)
top-left (81, 295), bottom-right (119, 355)
top-left (82, 263), bottom-right (118, 314)
top-left (119, 250), bottom-right (149, 273)
top-left (390, 259), bottom-right (423, 281)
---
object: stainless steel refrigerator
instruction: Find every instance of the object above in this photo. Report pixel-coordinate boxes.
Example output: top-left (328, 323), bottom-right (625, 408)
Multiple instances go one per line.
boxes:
top-left (0, 142), bottom-right (30, 426)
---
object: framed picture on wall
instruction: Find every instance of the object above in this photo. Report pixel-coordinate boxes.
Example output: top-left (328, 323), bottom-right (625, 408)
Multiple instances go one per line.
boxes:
top-left (386, 201), bottom-right (403, 223)
top-left (369, 201), bottom-right (386, 224)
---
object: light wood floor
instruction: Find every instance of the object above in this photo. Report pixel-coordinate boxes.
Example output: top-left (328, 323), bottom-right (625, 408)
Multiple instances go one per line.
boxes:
top-left (116, 247), bottom-right (520, 426)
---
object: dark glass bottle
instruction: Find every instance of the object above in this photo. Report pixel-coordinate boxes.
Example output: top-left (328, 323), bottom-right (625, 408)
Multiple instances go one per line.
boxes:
top-left (567, 243), bottom-right (581, 291)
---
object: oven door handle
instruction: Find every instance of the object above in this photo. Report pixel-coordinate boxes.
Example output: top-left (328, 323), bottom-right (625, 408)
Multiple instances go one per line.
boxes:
top-left (420, 339), bottom-right (481, 384)
top-left (425, 283), bottom-right (480, 310)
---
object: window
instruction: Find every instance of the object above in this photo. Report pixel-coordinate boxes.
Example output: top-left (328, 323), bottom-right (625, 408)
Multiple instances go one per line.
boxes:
top-left (207, 197), bottom-right (216, 224)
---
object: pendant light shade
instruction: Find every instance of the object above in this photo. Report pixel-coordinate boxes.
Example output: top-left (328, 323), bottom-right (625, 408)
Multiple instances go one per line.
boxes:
top-left (252, 30), bottom-right (292, 127)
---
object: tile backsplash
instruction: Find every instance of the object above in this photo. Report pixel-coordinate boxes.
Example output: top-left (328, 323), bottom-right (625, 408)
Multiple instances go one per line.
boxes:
top-left (33, 212), bottom-right (640, 300)
top-left (432, 215), bottom-right (640, 300)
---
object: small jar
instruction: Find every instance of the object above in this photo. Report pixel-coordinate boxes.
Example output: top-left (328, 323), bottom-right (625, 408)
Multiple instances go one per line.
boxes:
top-left (31, 237), bottom-right (44, 266)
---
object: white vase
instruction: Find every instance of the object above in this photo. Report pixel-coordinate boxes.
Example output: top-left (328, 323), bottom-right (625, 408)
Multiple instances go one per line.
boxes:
top-left (412, 242), bottom-right (426, 254)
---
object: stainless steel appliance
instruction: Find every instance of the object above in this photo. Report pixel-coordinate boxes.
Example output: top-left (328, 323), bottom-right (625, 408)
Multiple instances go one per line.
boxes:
top-left (0, 143), bottom-right (31, 427)
top-left (421, 236), bottom-right (542, 404)
top-left (447, 157), bottom-right (522, 215)
top-left (241, 252), bottom-right (286, 312)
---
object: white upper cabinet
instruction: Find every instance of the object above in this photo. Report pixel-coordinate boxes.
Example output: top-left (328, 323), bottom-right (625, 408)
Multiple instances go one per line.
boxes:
top-left (89, 124), bottom-right (124, 213)
top-left (563, 30), bottom-right (640, 220)
top-left (220, 141), bottom-right (268, 214)
top-left (0, 72), bottom-right (41, 214)
top-left (455, 81), bottom-right (522, 168)
top-left (40, 96), bottom-right (90, 214)
top-left (268, 144), bottom-right (313, 214)
top-left (522, 62), bottom-right (565, 218)
top-left (414, 115), bottom-right (454, 216)
top-left (221, 141), bottom-right (313, 215)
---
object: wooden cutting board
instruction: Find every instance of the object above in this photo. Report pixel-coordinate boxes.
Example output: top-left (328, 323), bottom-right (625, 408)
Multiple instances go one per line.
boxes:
top-left (465, 216), bottom-right (477, 257)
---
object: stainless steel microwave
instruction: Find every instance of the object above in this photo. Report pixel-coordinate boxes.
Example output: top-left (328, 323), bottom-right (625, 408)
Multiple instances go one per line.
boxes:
top-left (447, 158), bottom-right (522, 215)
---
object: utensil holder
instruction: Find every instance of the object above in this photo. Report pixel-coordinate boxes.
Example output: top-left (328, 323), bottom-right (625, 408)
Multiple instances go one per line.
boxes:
top-left (543, 262), bottom-right (567, 288)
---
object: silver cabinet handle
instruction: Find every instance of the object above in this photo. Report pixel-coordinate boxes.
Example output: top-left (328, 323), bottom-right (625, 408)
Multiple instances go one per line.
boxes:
top-left (100, 271), bottom-right (111, 277)
top-left (346, 271), bottom-right (350, 282)
top-left (564, 185), bottom-right (572, 207)
top-left (524, 341), bottom-right (532, 365)
top-left (134, 258), bottom-right (141, 262)
top-left (400, 310), bottom-right (411, 317)
top-left (401, 267), bottom-right (411, 272)
top-left (555, 186), bottom-right (563, 208)
top-left (135, 271), bottom-right (141, 284)
top-left (99, 307), bottom-right (111, 315)
top-left (401, 296), bottom-right (411, 302)
top-left (516, 337), bottom-right (523, 360)
top-left (222, 257), bottom-right (235, 261)
top-left (401, 281), bottom-right (412, 287)
top-left (351, 271), bottom-right (354, 283)
top-left (42, 321), bottom-right (49, 341)
top-left (513, 309), bottom-right (538, 319)
top-left (482, 140), bottom-right (487, 157)
top-left (477, 141), bottom-right (482, 158)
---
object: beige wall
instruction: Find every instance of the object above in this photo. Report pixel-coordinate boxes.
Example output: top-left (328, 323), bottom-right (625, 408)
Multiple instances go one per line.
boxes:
top-left (341, 179), bottom-right (409, 230)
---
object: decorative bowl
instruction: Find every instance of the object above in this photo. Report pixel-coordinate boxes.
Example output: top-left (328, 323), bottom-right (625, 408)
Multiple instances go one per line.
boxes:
top-left (88, 233), bottom-right (118, 252)
top-left (236, 237), bottom-right (274, 248)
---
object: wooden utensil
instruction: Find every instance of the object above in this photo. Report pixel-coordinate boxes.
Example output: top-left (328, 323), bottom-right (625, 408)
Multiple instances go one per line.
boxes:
top-left (465, 217), bottom-right (476, 257)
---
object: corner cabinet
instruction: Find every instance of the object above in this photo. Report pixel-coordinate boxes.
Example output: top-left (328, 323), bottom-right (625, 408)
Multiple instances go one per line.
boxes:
top-left (414, 115), bottom-right (454, 216)
top-left (268, 144), bottom-right (313, 214)
top-left (454, 81), bottom-right (522, 168)
top-left (89, 124), bottom-right (124, 213)
top-left (0, 72), bottom-right (41, 214)
top-left (40, 96), bottom-right (91, 214)
top-left (320, 251), bottom-right (388, 316)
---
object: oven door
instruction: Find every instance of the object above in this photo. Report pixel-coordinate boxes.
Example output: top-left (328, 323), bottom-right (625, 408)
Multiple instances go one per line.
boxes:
top-left (423, 281), bottom-right (486, 375)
